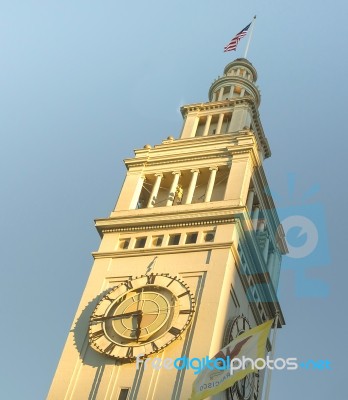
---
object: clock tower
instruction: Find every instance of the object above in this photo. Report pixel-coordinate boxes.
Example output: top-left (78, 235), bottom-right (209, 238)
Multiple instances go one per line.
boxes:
top-left (48, 58), bottom-right (286, 400)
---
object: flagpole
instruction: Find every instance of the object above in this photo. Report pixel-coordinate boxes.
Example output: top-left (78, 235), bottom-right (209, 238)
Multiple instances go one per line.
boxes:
top-left (243, 15), bottom-right (256, 59)
top-left (263, 312), bottom-right (279, 400)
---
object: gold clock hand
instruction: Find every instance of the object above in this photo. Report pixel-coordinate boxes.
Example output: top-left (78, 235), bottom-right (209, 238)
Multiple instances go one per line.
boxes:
top-left (135, 312), bottom-right (143, 342)
top-left (142, 305), bottom-right (180, 314)
top-left (139, 289), bottom-right (144, 311)
top-left (91, 310), bottom-right (142, 322)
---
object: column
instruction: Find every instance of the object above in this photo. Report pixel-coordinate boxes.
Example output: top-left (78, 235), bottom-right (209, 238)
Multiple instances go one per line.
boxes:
top-left (205, 167), bottom-right (218, 202)
top-left (180, 115), bottom-right (200, 139)
top-left (267, 250), bottom-right (276, 275)
top-left (262, 234), bottom-right (270, 263)
top-left (228, 105), bottom-right (249, 132)
top-left (166, 171), bottom-right (181, 206)
top-left (252, 205), bottom-right (259, 231)
top-left (147, 173), bottom-right (163, 208)
top-left (129, 176), bottom-right (146, 210)
top-left (202, 115), bottom-right (212, 137)
top-left (185, 169), bottom-right (200, 204)
top-left (246, 189), bottom-right (255, 215)
top-left (218, 87), bottom-right (224, 101)
top-left (258, 220), bottom-right (265, 232)
top-left (227, 110), bottom-right (236, 132)
top-left (191, 116), bottom-right (200, 137)
top-left (215, 113), bottom-right (224, 135)
top-left (229, 85), bottom-right (235, 98)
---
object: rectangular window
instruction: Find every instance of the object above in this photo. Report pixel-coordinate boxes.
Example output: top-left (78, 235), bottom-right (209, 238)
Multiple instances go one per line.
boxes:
top-left (204, 231), bottom-right (215, 242)
top-left (185, 232), bottom-right (198, 244)
top-left (152, 235), bottom-right (163, 247)
top-left (168, 234), bottom-right (180, 246)
top-left (118, 388), bottom-right (130, 400)
top-left (134, 237), bottom-right (147, 248)
top-left (119, 238), bottom-right (130, 250)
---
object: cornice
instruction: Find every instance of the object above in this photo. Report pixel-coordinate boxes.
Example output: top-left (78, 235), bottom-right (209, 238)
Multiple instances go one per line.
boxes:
top-left (99, 201), bottom-right (283, 237)
top-left (96, 203), bottom-right (257, 237)
top-left (180, 97), bottom-right (255, 117)
top-left (124, 134), bottom-right (260, 171)
top-left (124, 149), bottom-right (233, 169)
top-left (179, 99), bottom-right (270, 159)
top-left (98, 215), bottom-right (238, 235)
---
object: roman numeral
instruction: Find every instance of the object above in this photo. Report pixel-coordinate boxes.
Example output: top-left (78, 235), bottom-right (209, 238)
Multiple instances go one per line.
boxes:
top-left (166, 277), bottom-right (176, 287)
top-left (90, 315), bottom-right (103, 323)
top-left (179, 309), bottom-right (191, 315)
top-left (168, 327), bottom-right (181, 336)
top-left (146, 274), bottom-right (156, 284)
top-left (151, 342), bottom-right (159, 352)
top-left (124, 280), bottom-right (133, 290)
top-left (126, 347), bottom-right (134, 358)
top-left (104, 342), bottom-right (116, 354)
top-left (90, 329), bottom-right (104, 341)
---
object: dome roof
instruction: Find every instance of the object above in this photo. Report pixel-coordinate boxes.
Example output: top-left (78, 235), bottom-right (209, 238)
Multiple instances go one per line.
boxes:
top-left (223, 58), bottom-right (258, 82)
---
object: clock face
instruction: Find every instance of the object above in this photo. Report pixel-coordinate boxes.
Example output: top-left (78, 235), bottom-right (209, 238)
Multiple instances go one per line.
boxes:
top-left (89, 274), bottom-right (195, 361)
top-left (225, 316), bottom-right (260, 400)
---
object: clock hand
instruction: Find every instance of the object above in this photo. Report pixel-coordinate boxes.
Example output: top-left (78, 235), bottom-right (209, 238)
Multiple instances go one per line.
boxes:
top-left (141, 305), bottom-right (179, 314)
top-left (135, 312), bottom-right (143, 342)
top-left (139, 289), bottom-right (144, 311)
top-left (91, 310), bottom-right (142, 322)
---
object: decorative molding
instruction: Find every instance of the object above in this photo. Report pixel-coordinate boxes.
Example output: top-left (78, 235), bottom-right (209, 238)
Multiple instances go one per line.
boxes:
top-left (180, 97), bottom-right (253, 116)
top-left (92, 242), bottom-right (233, 259)
top-left (99, 217), bottom-right (237, 234)
top-left (125, 152), bottom-right (232, 169)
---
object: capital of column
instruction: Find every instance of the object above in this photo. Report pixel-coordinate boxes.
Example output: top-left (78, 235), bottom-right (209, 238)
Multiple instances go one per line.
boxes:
top-left (209, 166), bottom-right (218, 171)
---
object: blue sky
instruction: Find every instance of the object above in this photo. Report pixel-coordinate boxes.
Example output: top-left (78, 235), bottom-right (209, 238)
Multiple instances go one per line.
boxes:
top-left (0, 1), bottom-right (346, 398)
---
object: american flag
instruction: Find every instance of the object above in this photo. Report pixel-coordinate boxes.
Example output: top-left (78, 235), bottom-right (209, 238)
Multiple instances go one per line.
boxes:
top-left (224, 22), bottom-right (252, 52)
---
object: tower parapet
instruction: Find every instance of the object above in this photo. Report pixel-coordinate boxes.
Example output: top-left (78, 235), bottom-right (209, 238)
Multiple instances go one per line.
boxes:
top-left (179, 58), bottom-right (270, 161)
top-left (209, 58), bottom-right (260, 105)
